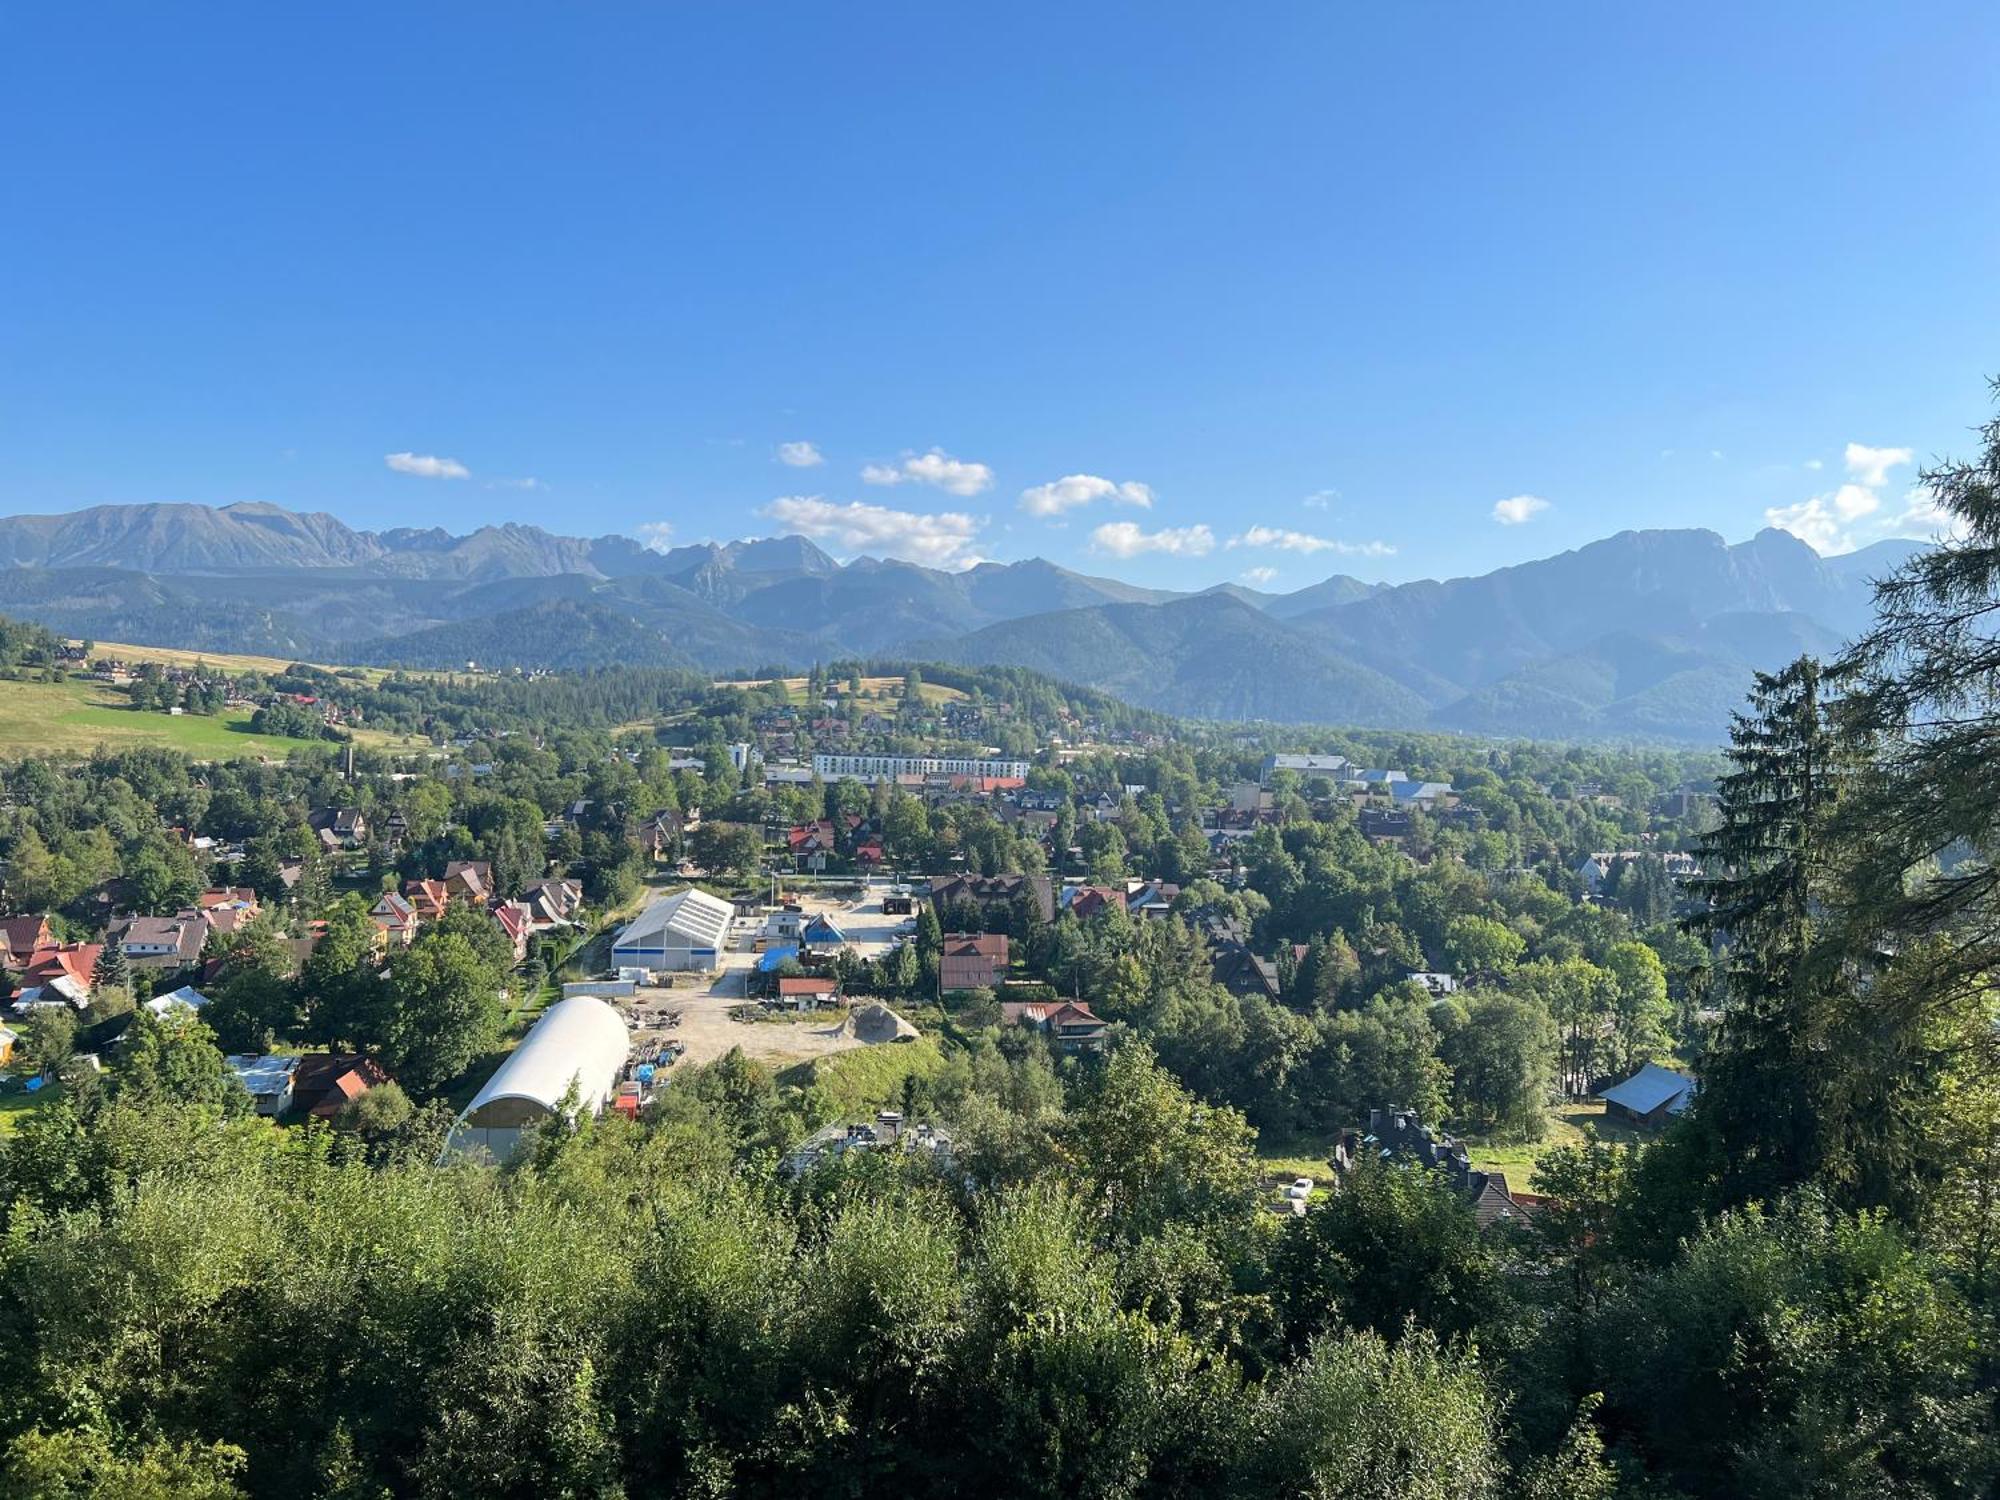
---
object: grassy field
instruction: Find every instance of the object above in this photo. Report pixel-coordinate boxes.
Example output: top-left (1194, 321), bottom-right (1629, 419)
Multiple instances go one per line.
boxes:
top-left (1255, 1100), bottom-right (1648, 1194)
top-left (777, 1036), bottom-right (945, 1115)
top-left (0, 1078), bottom-right (60, 1138)
top-left (87, 639), bottom-right (448, 684)
top-left (0, 677), bottom-right (422, 759)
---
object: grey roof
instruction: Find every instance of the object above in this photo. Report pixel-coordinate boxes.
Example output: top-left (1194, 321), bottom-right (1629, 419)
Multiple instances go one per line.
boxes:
top-left (1599, 1062), bottom-right (1695, 1116)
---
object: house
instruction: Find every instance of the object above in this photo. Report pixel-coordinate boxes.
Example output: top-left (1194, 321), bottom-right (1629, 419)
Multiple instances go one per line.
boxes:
top-left (491, 902), bottom-right (531, 963)
top-left (999, 999), bottom-right (1109, 1053)
top-left (402, 878), bottom-right (450, 922)
top-left (198, 886), bottom-right (259, 915)
top-left (1211, 942), bottom-right (1283, 1002)
top-left (370, 892), bottom-right (421, 948)
top-left (1334, 1107), bottom-right (1533, 1231)
top-left (276, 856), bottom-right (308, 895)
top-left (928, 873), bottom-right (1055, 925)
top-left (143, 984), bottom-right (211, 1019)
top-left (442, 860), bottom-right (494, 904)
top-left (939, 932), bottom-right (1009, 992)
top-left (611, 887), bottom-right (734, 972)
top-left (774, 975), bottom-right (840, 1010)
top-left (1124, 879), bottom-right (1180, 919)
top-left (801, 914), bottom-right (848, 949)
top-left (290, 1052), bottom-right (393, 1119)
top-left (1062, 884), bottom-right (1127, 920)
top-left (519, 878), bottom-right (583, 925)
top-left (109, 913), bottom-right (206, 971)
top-left (310, 808), bottom-right (369, 852)
top-left (227, 1053), bottom-right (301, 1116)
top-left (0, 915), bottom-right (54, 969)
top-left (1597, 1062), bottom-right (1696, 1127)
top-left (15, 944), bottom-right (99, 1004)
top-left (1406, 971), bottom-right (1459, 997)
top-left (1357, 807), bottom-right (1414, 840)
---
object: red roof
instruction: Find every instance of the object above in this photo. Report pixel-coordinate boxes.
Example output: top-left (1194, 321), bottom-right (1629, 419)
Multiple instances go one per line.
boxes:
top-left (777, 976), bottom-right (837, 996)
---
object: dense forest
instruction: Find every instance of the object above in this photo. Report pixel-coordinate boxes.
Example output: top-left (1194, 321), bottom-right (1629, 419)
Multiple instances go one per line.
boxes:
top-left (0, 403), bottom-right (1997, 1497)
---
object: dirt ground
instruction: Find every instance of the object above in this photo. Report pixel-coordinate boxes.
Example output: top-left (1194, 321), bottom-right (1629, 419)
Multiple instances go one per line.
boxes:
top-left (617, 882), bottom-right (919, 1072)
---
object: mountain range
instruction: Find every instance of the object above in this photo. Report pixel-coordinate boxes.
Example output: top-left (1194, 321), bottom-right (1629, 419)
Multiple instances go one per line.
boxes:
top-left (0, 501), bottom-right (1923, 740)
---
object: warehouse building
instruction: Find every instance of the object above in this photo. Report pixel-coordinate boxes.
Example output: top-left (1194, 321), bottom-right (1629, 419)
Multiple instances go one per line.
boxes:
top-left (443, 996), bottom-right (630, 1162)
top-left (610, 887), bottom-right (734, 972)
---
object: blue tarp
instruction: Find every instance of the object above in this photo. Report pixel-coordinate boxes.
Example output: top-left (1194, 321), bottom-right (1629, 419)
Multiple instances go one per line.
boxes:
top-left (23, 1075), bottom-right (45, 1093)
top-left (635, 1064), bottom-right (656, 1084)
top-left (756, 945), bottom-right (800, 973)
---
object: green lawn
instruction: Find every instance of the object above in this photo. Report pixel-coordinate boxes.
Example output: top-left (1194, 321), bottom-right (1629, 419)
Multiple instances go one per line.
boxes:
top-left (0, 677), bottom-right (419, 759)
top-left (1255, 1101), bottom-right (1651, 1195)
top-left (0, 1078), bottom-right (61, 1137)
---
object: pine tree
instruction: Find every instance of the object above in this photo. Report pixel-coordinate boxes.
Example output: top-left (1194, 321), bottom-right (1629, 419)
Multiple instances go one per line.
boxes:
top-left (1686, 655), bottom-right (1852, 1204)
top-left (94, 935), bottom-right (131, 996)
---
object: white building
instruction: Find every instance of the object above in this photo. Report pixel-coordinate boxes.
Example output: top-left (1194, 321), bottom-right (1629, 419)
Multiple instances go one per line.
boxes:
top-left (1261, 753), bottom-right (1350, 784)
top-left (444, 996), bottom-right (631, 1162)
top-left (811, 753), bottom-right (1029, 782)
top-left (610, 887), bottom-right (734, 972)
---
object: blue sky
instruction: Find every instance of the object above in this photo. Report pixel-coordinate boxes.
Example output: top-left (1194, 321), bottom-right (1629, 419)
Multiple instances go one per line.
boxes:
top-left (3, 3), bottom-right (1997, 589)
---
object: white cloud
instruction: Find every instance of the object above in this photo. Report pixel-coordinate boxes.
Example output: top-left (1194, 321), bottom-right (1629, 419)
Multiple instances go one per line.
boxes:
top-left (1492, 494), bottom-right (1550, 525)
top-left (1088, 521), bottom-right (1215, 558)
top-left (633, 521), bottom-right (676, 553)
top-left (488, 476), bottom-right (544, 491)
top-left (1845, 441), bottom-right (1913, 488)
top-left (760, 495), bottom-right (986, 570)
top-left (1240, 567), bottom-right (1279, 585)
top-left (1765, 437), bottom-right (1929, 554)
top-left (776, 441), bottom-right (824, 468)
top-left (1302, 489), bottom-right (1339, 510)
top-left (1227, 524), bottom-right (1395, 557)
top-left (1804, 458), bottom-right (1824, 471)
top-left (385, 452), bottom-right (469, 480)
top-left (860, 448), bottom-right (993, 497)
top-left (1019, 473), bottom-right (1155, 517)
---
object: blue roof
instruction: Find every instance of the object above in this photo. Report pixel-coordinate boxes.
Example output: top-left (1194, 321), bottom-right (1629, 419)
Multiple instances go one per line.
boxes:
top-left (1598, 1062), bottom-right (1695, 1116)
top-left (803, 915), bottom-right (846, 941)
top-left (756, 945), bottom-right (800, 973)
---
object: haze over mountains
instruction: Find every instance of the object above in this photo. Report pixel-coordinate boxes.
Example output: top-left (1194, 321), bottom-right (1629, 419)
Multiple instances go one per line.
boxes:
top-left (0, 501), bottom-right (1920, 741)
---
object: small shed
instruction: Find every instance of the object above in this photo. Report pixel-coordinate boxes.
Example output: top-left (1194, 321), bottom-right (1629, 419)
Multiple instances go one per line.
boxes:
top-left (1597, 1062), bottom-right (1696, 1128)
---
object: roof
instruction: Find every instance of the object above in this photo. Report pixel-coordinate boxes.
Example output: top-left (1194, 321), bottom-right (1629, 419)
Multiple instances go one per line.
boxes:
top-left (778, 976), bottom-right (837, 996)
top-left (227, 1053), bottom-right (300, 1098)
top-left (756, 944), bottom-right (801, 973)
top-left (1598, 1062), bottom-right (1696, 1117)
top-left (614, 887), bottom-right (733, 952)
top-left (460, 996), bottom-right (630, 1121)
top-left (802, 914), bottom-right (846, 942)
top-left (144, 985), bottom-right (211, 1018)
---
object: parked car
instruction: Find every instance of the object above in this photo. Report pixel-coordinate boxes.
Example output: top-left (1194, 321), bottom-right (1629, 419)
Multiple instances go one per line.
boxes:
top-left (1284, 1176), bottom-right (1314, 1201)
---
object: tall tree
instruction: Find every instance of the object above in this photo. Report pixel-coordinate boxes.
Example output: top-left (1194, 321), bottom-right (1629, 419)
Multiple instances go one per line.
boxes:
top-left (1687, 656), bottom-right (1852, 1204)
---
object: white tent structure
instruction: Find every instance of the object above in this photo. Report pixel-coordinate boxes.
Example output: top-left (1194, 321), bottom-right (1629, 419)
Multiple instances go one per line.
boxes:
top-left (611, 887), bottom-right (733, 972)
top-left (444, 996), bottom-right (630, 1162)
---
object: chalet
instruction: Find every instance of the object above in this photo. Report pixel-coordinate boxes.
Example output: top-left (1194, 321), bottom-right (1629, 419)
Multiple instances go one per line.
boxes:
top-left (1062, 884), bottom-right (1127, 920)
top-left (143, 985), bottom-right (210, 1019)
top-left (0, 916), bottom-right (53, 970)
top-left (402, 878), bottom-right (450, 922)
top-left (1597, 1062), bottom-right (1696, 1127)
top-left (928, 873), bottom-right (1054, 925)
top-left (443, 861), bottom-right (494, 903)
top-left (1335, 1107), bottom-right (1531, 1231)
top-left (1212, 942), bottom-right (1283, 1002)
top-left (939, 932), bottom-right (1009, 992)
top-left (1388, 780), bottom-right (1455, 806)
top-left (999, 999), bottom-right (1109, 1054)
top-left (310, 808), bottom-right (369, 852)
top-left (227, 1053), bottom-right (300, 1116)
top-left (1407, 971), bottom-right (1459, 996)
top-left (517, 878), bottom-right (583, 932)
